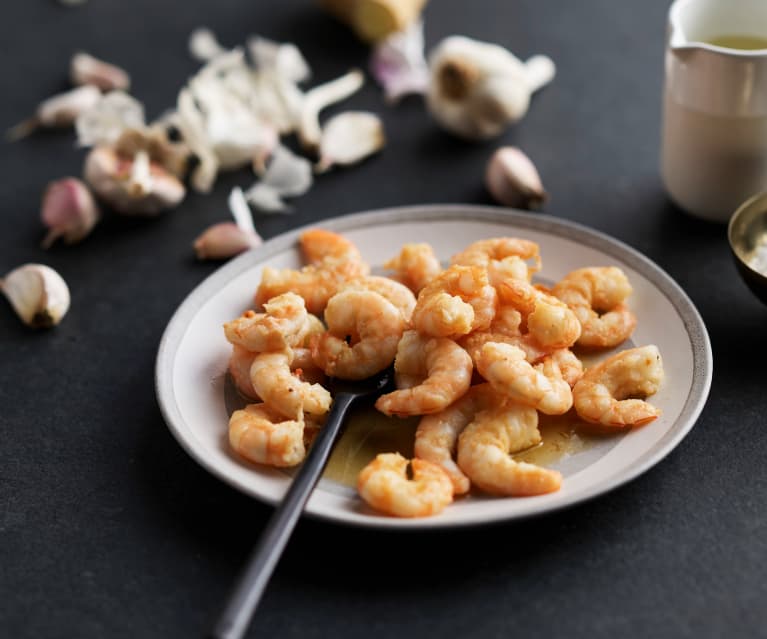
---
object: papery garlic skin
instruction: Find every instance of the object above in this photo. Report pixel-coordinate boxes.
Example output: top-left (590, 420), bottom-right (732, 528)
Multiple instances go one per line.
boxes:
top-left (316, 111), bottom-right (385, 173)
top-left (1, 264), bottom-right (70, 328)
top-left (70, 52), bottom-right (131, 92)
top-left (485, 146), bottom-right (547, 210)
top-left (40, 178), bottom-right (100, 248)
top-left (7, 85), bottom-right (102, 141)
top-left (75, 91), bottom-right (146, 147)
top-left (194, 223), bottom-right (262, 260)
top-left (370, 19), bottom-right (430, 103)
top-left (84, 146), bottom-right (186, 216)
top-left (427, 36), bottom-right (555, 140)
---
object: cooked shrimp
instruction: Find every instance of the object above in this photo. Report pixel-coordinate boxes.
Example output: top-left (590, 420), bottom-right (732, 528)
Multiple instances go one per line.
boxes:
top-left (255, 258), bottom-right (369, 315)
top-left (552, 266), bottom-right (637, 348)
top-left (383, 243), bottom-right (442, 294)
top-left (311, 289), bottom-right (404, 379)
top-left (459, 331), bottom-right (548, 366)
top-left (300, 228), bottom-right (364, 264)
top-left (414, 384), bottom-right (499, 494)
top-left (412, 265), bottom-right (497, 338)
top-left (228, 345), bottom-right (259, 400)
top-left (251, 351), bottom-right (332, 418)
top-left (547, 348), bottom-right (584, 387)
top-left (490, 306), bottom-right (523, 336)
top-left (476, 342), bottom-right (573, 415)
top-left (457, 402), bottom-right (561, 496)
top-left (452, 237), bottom-right (541, 285)
top-left (224, 292), bottom-right (309, 352)
top-left (229, 403), bottom-right (306, 467)
top-left (499, 280), bottom-right (581, 349)
top-left (341, 276), bottom-right (417, 322)
top-left (357, 453), bottom-right (454, 517)
top-left (573, 345), bottom-right (664, 427)
top-left (375, 330), bottom-right (473, 417)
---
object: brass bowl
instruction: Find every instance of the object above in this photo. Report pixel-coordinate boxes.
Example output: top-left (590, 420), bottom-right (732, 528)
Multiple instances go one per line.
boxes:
top-left (728, 191), bottom-right (767, 305)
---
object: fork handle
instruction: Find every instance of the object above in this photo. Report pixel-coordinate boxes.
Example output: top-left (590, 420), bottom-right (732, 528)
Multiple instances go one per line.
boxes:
top-left (209, 392), bottom-right (356, 639)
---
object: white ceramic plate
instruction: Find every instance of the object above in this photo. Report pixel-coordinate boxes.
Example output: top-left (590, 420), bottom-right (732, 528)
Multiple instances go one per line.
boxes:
top-left (156, 205), bottom-right (712, 529)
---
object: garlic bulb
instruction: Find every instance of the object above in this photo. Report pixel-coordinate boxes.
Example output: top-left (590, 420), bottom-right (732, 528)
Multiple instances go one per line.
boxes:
top-left (83, 146), bottom-right (186, 215)
top-left (485, 146), bottom-right (547, 210)
top-left (426, 36), bottom-right (556, 140)
top-left (40, 178), bottom-right (100, 248)
top-left (1, 264), bottom-right (70, 328)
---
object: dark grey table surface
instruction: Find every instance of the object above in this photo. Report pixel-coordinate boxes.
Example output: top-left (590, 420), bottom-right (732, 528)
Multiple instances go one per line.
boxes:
top-left (2, 1), bottom-right (766, 638)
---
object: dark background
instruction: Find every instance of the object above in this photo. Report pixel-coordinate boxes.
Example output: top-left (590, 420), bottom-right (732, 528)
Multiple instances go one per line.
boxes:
top-left (2, 1), bottom-right (766, 638)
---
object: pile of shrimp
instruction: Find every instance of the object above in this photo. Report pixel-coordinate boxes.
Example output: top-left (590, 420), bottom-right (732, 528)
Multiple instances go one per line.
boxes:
top-left (222, 229), bottom-right (665, 518)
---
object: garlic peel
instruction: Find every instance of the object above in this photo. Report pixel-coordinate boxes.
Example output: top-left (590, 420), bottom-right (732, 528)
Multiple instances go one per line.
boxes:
top-left (298, 69), bottom-right (365, 151)
top-left (524, 55), bottom-right (556, 93)
top-left (75, 91), bottom-right (146, 147)
top-left (7, 85), bottom-right (102, 141)
top-left (244, 183), bottom-right (290, 213)
top-left (189, 28), bottom-right (227, 62)
top-left (370, 19), bottom-right (429, 103)
top-left (244, 145), bottom-right (313, 212)
top-left (485, 146), bottom-right (547, 210)
top-left (1, 264), bottom-right (70, 328)
top-left (70, 52), bottom-right (131, 92)
top-left (40, 178), bottom-right (100, 249)
top-left (316, 111), bottom-right (385, 173)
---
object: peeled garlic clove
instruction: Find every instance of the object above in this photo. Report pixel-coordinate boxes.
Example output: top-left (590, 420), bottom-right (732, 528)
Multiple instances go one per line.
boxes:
top-left (194, 223), bottom-right (262, 260)
top-left (6, 85), bottom-right (102, 141)
top-left (316, 111), bottom-right (385, 173)
top-left (298, 69), bottom-right (365, 152)
top-left (427, 36), bottom-right (555, 140)
top-left (40, 178), bottom-right (100, 248)
top-left (70, 52), bottom-right (131, 92)
top-left (1, 264), bottom-right (70, 328)
top-left (83, 146), bottom-right (185, 215)
top-left (485, 146), bottom-right (547, 210)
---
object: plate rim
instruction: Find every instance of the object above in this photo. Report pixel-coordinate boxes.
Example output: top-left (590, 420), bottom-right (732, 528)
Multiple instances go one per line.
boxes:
top-left (155, 204), bottom-right (713, 530)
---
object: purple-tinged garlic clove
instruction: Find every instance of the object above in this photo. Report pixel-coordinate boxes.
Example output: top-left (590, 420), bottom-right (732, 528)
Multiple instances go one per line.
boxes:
top-left (316, 111), bottom-right (385, 173)
top-left (83, 146), bottom-right (186, 216)
top-left (370, 20), bottom-right (429, 104)
top-left (193, 223), bottom-right (262, 260)
top-left (485, 146), bottom-right (547, 210)
top-left (70, 52), bottom-right (131, 92)
top-left (1, 264), bottom-right (70, 328)
top-left (6, 85), bottom-right (102, 141)
top-left (40, 178), bottom-right (100, 249)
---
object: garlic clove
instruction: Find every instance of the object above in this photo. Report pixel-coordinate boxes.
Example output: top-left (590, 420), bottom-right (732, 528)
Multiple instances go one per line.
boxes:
top-left (6, 85), bottom-right (102, 141)
top-left (70, 52), bottom-right (131, 92)
top-left (83, 146), bottom-right (186, 215)
top-left (1, 264), bottom-right (70, 328)
top-left (297, 69), bottom-right (365, 152)
top-left (193, 222), bottom-right (262, 260)
top-left (75, 90), bottom-right (146, 147)
top-left (370, 19), bottom-right (429, 103)
top-left (189, 28), bottom-right (227, 62)
top-left (485, 146), bottom-right (547, 210)
top-left (40, 178), bottom-right (100, 249)
top-left (316, 111), bottom-right (385, 173)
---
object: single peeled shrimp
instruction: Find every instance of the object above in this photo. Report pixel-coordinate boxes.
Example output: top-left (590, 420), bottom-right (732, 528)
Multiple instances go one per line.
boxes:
top-left (457, 402), bottom-right (562, 496)
top-left (459, 331), bottom-right (549, 367)
top-left (300, 228), bottom-right (364, 264)
top-left (412, 265), bottom-right (498, 338)
top-left (311, 289), bottom-right (404, 379)
top-left (573, 345), bottom-right (664, 427)
top-left (451, 237), bottom-right (541, 285)
top-left (229, 403), bottom-right (307, 467)
top-left (375, 330), bottom-right (473, 417)
top-left (476, 342), bottom-right (573, 415)
top-left (224, 292), bottom-right (309, 352)
top-left (552, 266), bottom-right (637, 349)
top-left (414, 384), bottom-right (499, 494)
top-left (499, 279), bottom-right (581, 350)
top-left (250, 350), bottom-right (332, 419)
top-left (357, 453), bottom-right (454, 518)
top-left (228, 344), bottom-right (259, 400)
top-left (547, 348), bottom-right (584, 387)
top-left (341, 276), bottom-right (417, 322)
top-left (383, 242), bottom-right (442, 294)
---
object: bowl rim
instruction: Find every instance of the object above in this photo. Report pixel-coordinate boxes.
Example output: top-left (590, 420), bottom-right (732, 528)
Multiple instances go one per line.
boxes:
top-left (727, 190), bottom-right (767, 280)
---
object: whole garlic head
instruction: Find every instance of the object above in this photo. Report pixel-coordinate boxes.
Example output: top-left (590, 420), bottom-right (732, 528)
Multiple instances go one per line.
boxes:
top-left (427, 36), bottom-right (555, 140)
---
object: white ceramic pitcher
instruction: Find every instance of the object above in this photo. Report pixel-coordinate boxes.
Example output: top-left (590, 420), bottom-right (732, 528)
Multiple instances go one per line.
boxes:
top-left (661, 0), bottom-right (767, 223)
